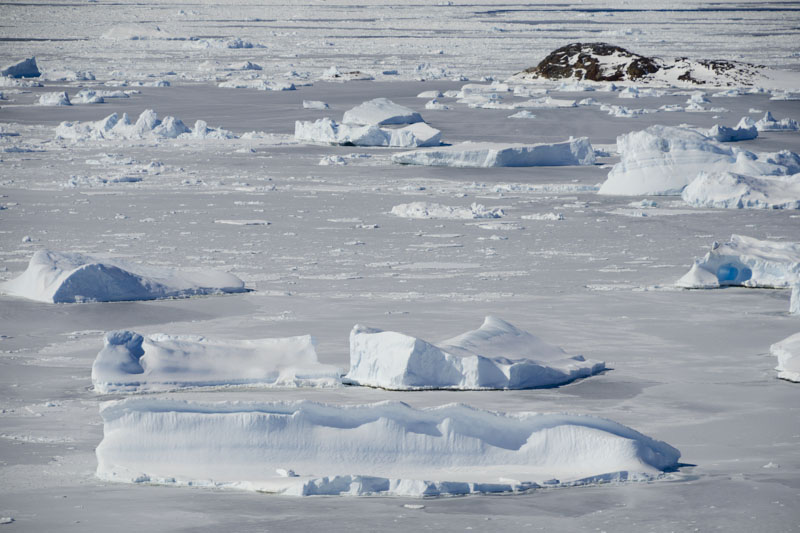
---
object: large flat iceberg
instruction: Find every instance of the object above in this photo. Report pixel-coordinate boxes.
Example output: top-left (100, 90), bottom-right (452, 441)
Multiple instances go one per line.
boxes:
top-left (392, 139), bottom-right (595, 168)
top-left (96, 398), bottom-right (680, 496)
top-left (598, 125), bottom-right (800, 196)
top-left (92, 330), bottom-right (341, 393)
top-left (294, 118), bottom-right (441, 147)
top-left (682, 172), bottom-right (800, 209)
top-left (345, 316), bottom-right (605, 390)
top-left (676, 235), bottom-right (800, 290)
top-left (342, 98), bottom-right (423, 126)
top-left (770, 333), bottom-right (800, 383)
top-left (1, 250), bottom-right (246, 303)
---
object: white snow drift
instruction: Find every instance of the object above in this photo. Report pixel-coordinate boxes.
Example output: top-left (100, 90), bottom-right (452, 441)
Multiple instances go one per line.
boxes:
top-left (598, 125), bottom-right (800, 196)
top-left (390, 202), bottom-right (504, 220)
top-left (342, 98), bottom-right (423, 126)
top-left (96, 398), bottom-right (679, 496)
top-left (1, 250), bottom-right (246, 303)
top-left (345, 316), bottom-right (605, 390)
top-left (676, 235), bottom-right (800, 290)
top-left (682, 172), bottom-right (800, 209)
top-left (770, 333), bottom-right (800, 383)
top-left (92, 330), bottom-right (341, 393)
top-left (294, 118), bottom-right (441, 147)
top-left (392, 139), bottom-right (595, 168)
top-left (55, 110), bottom-right (234, 141)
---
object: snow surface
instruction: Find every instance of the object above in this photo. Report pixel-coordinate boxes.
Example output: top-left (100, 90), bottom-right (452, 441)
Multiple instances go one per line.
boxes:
top-left (1, 250), bottom-right (246, 303)
top-left (676, 235), bottom-right (800, 291)
top-left (294, 118), bottom-right (441, 147)
top-left (342, 98), bottom-right (423, 126)
top-left (770, 333), bottom-right (800, 382)
top-left (682, 172), bottom-right (800, 209)
top-left (92, 330), bottom-right (341, 393)
top-left (392, 139), bottom-right (595, 167)
top-left (96, 398), bottom-right (679, 496)
top-left (345, 316), bottom-right (605, 390)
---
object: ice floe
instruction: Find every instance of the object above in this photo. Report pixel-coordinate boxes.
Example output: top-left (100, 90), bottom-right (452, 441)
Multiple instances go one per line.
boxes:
top-left (771, 333), bottom-right (800, 382)
top-left (96, 397), bottom-right (679, 496)
top-left (682, 172), bottom-right (800, 209)
top-left (345, 316), bottom-right (605, 390)
top-left (676, 235), bottom-right (800, 290)
top-left (342, 98), bottom-right (423, 126)
top-left (92, 330), bottom-right (341, 393)
top-left (294, 118), bottom-right (441, 147)
top-left (392, 139), bottom-right (595, 167)
top-left (391, 202), bottom-right (504, 220)
top-left (55, 110), bottom-right (233, 141)
top-left (1, 250), bottom-right (246, 303)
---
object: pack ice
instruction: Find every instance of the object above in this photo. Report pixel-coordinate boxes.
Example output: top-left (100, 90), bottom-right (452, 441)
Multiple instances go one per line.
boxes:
top-left (676, 235), bottom-right (800, 290)
top-left (770, 333), bottom-right (800, 383)
top-left (55, 110), bottom-right (234, 141)
top-left (96, 398), bottom-right (679, 496)
top-left (294, 118), bottom-right (441, 147)
top-left (1, 250), bottom-right (246, 303)
top-left (392, 139), bottom-right (595, 168)
top-left (92, 331), bottom-right (341, 393)
top-left (682, 172), bottom-right (800, 209)
top-left (345, 316), bottom-right (605, 390)
top-left (598, 125), bottom-right (800, 196)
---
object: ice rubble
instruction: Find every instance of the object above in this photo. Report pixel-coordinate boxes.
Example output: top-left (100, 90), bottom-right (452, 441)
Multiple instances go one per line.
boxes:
top-left (92, 330), bottom-right (341, 393)
top-left (294, 118), bottom-right (441, 148)
top-left (38, 91), bottom-right (71, 106)
top-left (0, 250), bottom-right (246, 303)
top-left (96, 398), bottom-right (679, 496)
top-left (55, 110), bottom-right (234, 141)
top-left (676, 235), bottom-right (800, 290)
top-left (598, 125), bottom-right (800, 196)
top-left (771, 333), bottom-right (800, 383)
top-left (390, 202), bottom-right (505, 220)
top-left (1, 57), bottom-right (40, 78)
top-left (342, 98), bottom-right (423, 126)
top-left (345, 316), bottom-right (605, 390)
top-left (392, 139), bottom-right (595, 168)
top-left (682, 172), bottom-right (800, 209)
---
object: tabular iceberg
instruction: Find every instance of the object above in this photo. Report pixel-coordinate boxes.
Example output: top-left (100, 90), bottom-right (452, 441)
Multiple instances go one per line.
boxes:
top-left (392, 139), bottom-right (595, 167)
top-left (342, 98), bottom-right (423, 125)
top-left (96, 398), bottom-right (680, 496)
top-left (1, 250), bottom-right (246, 303)
top-left (770, 333), bottom-right (800, 383)
top-left (345, 316), bottom-right (605, 390)
top-left (92, 330), bottom-right (342, 393)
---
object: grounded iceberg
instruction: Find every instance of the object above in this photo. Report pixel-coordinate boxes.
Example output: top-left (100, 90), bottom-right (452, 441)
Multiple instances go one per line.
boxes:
top-left (676, 235), bottom-right (800, 290)
top-left (345, 316), bottom-right (605, 390)
top-left (682, 172), bottom-right (800, 209)
top-left (342, 98), bottom-right (423, 126)
top-left (96, 398), bottom-right (679, 496)
top-left (294, 118), bottom-right (440, 147)
top-left (0, 57), bottom-right (40, 78)
top-left (392, 139), bottom-right (595, 168)
top-left (92, 331), bottom-right (342, 393)
top-left (55, 110), bottom-right (235, 141)
top-left (771, 333), bottom-right (800, 383)
top-left (1, 250), bottom-right (246, 303)
top-left (598, 125), bottom-right (800, 196)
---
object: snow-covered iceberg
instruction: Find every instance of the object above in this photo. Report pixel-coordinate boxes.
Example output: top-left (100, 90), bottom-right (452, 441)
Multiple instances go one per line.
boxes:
top-left (392, 139), bottom-right (595, 168)
top-left (705, 122), bottom-right (758, 142)
top-left (342, 98), bottom-right (423, 126)
top-left (92, 330), bottom-right (341, 393)
top-left (390, 202), bottom-right (504, 220)
top-left (682, 172), bottom-right (800, 209)
top-left (294, 118), bottom-right (441, 147)
top-left (770, 333), bottom-right (800, 383)
top-left (345, 316), bottom-right (605, 390)
top-left (96, 398), bottom-right (679, 496)
top-left (740, 112), bottom-right (800, 132)
top-left (676, 235), bottom-right (800, 290)
top-left (55, 110), bottom-right (233, 141)
top-left (598, 125), bottom-right (800, 196)
top-left (1, 250), bottom-right (246, 303)
top-left (1, 57), bottom-right (40, 78)
top-left (38, 91), bottom-right (71, 106)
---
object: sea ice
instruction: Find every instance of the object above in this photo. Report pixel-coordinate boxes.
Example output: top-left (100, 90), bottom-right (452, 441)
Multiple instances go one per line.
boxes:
top-left (95, 398), bottom-right (679, 496)
top-left (1, 250), bottom-right (246, 303)
top-left (345, 316), bottom-right (605, 390)
top-left (676, 235), bottom-right (800, 290)
top-left (390, 202), bottom-right (504, 220)
top-left (682, 172), bottom-right (800, 209)
top-left (770, 333), bottom-right (800, 382)
top-left (92, 330), bottom-right (341, 393)
top-left (392, 139), bottom-right (595, 167)
top-left (294, 118), bottom-right (441, 147)
top-left (342, 98), bottom-right (423, 126)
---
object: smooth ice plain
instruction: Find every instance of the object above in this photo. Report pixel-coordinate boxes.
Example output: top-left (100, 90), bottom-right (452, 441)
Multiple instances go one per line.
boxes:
top-left (1, 1), bottom-right (800, 531)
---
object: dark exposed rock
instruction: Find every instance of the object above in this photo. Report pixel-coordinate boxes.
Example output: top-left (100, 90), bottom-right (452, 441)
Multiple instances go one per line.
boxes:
top-left (521, 43), bottom-right (659, 82)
